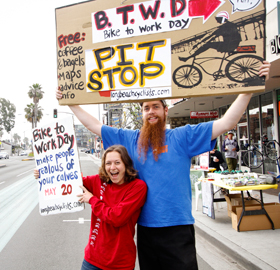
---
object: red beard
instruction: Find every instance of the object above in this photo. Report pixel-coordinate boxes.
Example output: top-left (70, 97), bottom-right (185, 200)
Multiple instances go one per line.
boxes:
top-left (137, 116), bottom-right (166, 162)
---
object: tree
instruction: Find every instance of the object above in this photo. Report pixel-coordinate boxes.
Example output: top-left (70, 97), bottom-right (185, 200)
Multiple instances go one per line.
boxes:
top-left (24, 103), bottom-right (43, 129)
top-left (28, 83), bottom-right (44, 128)
top-left (13, 133), bottom-right (21, 145)
top-left (0, 98), bottom-right (16, 133)
top-left (28, 83), bottom-right (44, 102)
top-left (23, 137), bottom-right (30, 149)
top-left (119, 103), bottom-right (143, 130)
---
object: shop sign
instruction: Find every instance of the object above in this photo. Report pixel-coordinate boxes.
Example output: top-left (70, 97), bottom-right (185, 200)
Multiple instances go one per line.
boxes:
top-left (270, 34), bottom-right (280, 55)
top-left (190, 111), bottom-right (219, 119)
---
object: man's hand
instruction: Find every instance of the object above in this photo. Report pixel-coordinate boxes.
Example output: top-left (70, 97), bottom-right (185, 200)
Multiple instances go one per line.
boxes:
top-left (56, 87), bottom-right (63, 100)
top-left (77, 186), bottom-right (93, 204)
top-left (258, 60), bottom-right (270, 78)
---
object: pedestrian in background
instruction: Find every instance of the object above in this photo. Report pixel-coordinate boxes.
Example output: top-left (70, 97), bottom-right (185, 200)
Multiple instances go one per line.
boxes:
top-left (222, 130), bottom-right (239, 171)
top-left (209, 148), bottom-right (225, 171)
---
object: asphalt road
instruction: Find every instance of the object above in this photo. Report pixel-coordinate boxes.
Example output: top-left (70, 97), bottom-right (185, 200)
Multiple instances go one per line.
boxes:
top-left (0, 155), bottom-right (36, 190)
top-left (0, 152), bottom-right (99, 270)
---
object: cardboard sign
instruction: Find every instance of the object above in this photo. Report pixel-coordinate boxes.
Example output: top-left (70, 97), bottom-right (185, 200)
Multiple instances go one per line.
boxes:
top-left (56, 0), bottom-right (266, 105)
top-left (32, 116), bottom-right (84, 215)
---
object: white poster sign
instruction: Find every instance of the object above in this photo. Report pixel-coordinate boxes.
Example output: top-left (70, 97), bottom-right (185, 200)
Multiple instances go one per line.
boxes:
top-left (199, 152), bottom-right (209, 170)
top-left (202, 181), bottom-right (215, 219)
top-left (85, 39), bottom-right (171, 94)
top-left (32, 116), bottom-right (84, 215)
top-left (91, 0), bottom-right (224, 44)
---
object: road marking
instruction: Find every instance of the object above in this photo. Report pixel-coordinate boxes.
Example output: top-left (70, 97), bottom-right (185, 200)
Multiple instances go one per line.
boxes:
top-left (0, 182), bottom-right (5, 185)
top-left (63, 218), bottom-right (90, 224)
top-left (17, 169), bottom-right (34, 177)
top-left (0, 175), bottom-right (38, 252)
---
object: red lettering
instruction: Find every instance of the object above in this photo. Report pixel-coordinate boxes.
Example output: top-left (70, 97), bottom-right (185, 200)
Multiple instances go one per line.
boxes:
top-left (57, 32), bottom-right (84, 49)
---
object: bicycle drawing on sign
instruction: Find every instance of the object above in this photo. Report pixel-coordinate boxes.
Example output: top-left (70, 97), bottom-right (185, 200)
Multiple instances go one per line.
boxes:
top-left (172, 11), bottom-right (265, 89)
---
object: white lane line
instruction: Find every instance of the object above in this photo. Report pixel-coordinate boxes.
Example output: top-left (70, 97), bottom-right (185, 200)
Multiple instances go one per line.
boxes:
top-left (0, 182), bottom-right (5, 185)
top-left (17, 169), bottom-right (34, 177)
top-left (63, 218), bottom-right (90, 224)
top-left (0, 175), bottom-right (38, 252)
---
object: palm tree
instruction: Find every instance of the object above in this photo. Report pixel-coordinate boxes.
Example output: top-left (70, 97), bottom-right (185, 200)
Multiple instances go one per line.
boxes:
top-left (24, 103), bottom-right (43, 129)
top-left (28, 84), bottom-right (44, 128)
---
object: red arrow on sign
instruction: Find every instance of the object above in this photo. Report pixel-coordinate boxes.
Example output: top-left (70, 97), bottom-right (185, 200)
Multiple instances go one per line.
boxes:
top-left (189, 0), bottom-right (223, 21)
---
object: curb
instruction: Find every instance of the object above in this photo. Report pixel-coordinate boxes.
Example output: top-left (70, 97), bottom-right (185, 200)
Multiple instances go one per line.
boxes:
top-left (194, 220), bottom-right (275, 270)
top-left (22, 158), bottom-right (35, 161)
top-left (0, 164), bottom-right (6, 168)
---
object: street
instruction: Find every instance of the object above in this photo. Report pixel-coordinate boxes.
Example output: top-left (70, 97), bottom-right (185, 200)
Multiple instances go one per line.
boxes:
top-left (0, 152), bottom-right (98, 270)
top-left (0, 155), bottom-right (36, 190)
top-left (0, 152), bottom-right (236, 270)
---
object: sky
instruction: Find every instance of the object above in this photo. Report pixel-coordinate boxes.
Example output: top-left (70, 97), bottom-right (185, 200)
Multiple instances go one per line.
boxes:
top-left (0, 0), bottom-right (99, 142)
top-left (0, 0), bottom-right (278, 142)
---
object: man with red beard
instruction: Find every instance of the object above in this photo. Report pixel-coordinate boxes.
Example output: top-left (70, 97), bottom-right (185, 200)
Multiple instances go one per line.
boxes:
top-left (137, 100), bottom-right (167, 162)
top-left (56, 61), bottom-right (270, 270)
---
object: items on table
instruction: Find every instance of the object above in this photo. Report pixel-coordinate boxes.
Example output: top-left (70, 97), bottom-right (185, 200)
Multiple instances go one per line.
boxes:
top-left (207, 171), bottom-right (276, 187)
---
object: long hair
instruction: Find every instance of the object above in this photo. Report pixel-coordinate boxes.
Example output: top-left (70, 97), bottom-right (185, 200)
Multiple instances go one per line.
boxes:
top-left (99, 145), bottom-right (138, 183)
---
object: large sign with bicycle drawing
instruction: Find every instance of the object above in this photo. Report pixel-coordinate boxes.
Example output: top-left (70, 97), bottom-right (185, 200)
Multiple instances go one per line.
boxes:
top-left (56, 0), bottom-right (266, 105)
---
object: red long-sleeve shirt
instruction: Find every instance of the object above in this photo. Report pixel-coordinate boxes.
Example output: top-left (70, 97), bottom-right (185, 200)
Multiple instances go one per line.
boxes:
top-left (82, 175), bottom-right (147, 270)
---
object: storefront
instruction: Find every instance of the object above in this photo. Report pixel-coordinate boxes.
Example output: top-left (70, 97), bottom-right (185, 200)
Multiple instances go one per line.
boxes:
top-left (168, 88), bottom-right (280, 175)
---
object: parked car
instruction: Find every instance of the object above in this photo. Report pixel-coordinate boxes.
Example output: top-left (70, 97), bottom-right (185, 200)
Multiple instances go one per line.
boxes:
top-left (0, 152), bottom-right (9, 159)
top-left (20, 151), bottom-right (27, 156)
top-left (85, 148), bottom-right (91, 154)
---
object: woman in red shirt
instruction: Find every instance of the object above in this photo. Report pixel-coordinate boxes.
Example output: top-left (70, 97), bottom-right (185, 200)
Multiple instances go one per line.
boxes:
top-left (35, 145), bottom-right (147, 270)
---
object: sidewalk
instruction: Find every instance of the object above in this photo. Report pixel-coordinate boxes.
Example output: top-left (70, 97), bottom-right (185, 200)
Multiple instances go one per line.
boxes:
top-left (193, 191), bottom-right (280, 270)
top-left (88, 153), bottom-right (102, 166)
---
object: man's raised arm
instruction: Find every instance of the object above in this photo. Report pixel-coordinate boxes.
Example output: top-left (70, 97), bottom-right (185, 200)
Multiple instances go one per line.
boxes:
top-left (212, 93), bottom-right (252, 140)
top-left (56, 88), bottom-right (103, 137)
top-left (212, 60), bottom-right (270, 140)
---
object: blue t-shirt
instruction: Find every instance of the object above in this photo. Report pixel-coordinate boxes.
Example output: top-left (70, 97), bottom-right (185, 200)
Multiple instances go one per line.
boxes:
top-left (102, 122), bottom-right (216, 227)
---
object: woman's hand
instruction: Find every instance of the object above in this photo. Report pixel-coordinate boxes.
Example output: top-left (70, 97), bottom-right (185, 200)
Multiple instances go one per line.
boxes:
top-left (34, 169), bottom-right (39, 179)
top-left (77, 186), bottom-right (93, 204)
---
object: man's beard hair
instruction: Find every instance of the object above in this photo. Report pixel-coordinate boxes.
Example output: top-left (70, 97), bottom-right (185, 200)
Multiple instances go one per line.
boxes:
top-left (137, 117), bottom-right (166, 162)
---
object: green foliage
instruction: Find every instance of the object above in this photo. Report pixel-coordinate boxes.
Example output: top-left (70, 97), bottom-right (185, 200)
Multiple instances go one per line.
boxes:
top-left (13, 133), bottom-right (21, 145)
top-left (122, 103), bottom-right (143, 130)
top-left (111, 103), bottom-right (143, 129)
top-left (23, 137), bottom-right (30, 148)
top-left (28, 83), bottom-right (44, 103)
top-left (0, 98), bottom-right (16, 133)
top-left (25, 83), bottom-right (44, 128)
top-left (109, 103), bottom-right (142, 129)
top-left (24, 103), bottom-right (43, 128)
